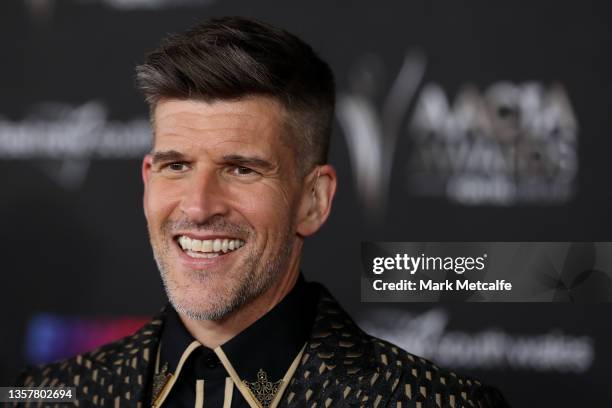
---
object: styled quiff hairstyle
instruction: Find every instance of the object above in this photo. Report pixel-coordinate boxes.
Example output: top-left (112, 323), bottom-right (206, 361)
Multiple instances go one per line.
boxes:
top-left (135, 16), bottom-right (335, 173)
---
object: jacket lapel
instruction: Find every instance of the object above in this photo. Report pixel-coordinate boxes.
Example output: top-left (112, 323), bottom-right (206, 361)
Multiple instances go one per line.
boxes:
top-left (82, 311), bottom-right (164, 407)
top-left (281, 286), bottom-right (400, 407)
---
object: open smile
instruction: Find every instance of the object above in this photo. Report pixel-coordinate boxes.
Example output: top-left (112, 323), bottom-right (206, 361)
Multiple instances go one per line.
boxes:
top-left (175, 235), bottom-right (245, 259)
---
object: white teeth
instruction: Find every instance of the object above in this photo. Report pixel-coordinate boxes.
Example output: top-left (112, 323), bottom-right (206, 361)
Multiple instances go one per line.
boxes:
top-left (191, 239), bottom-right (202, 252)
top-left (179, 236), bottom-right (192, 251)
top-left (185, 251), bottom-right (219, 259)
top-left (202, 240), bottom-right (212, 252)
top-left (178, 236), bottom-right (245, 255)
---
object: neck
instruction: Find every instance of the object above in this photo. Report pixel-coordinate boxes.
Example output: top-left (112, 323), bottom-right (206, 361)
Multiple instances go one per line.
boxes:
top-left (178, 254), bottom-right (302, 349)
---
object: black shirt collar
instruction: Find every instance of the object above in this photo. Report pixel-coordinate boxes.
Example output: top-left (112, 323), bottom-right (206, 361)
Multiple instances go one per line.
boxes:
top-left (159, 275), bottom-right (318, 382)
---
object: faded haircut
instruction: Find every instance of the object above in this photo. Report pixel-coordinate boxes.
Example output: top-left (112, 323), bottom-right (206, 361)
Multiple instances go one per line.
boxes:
top-left (135, 16), bottom-right (335, 174)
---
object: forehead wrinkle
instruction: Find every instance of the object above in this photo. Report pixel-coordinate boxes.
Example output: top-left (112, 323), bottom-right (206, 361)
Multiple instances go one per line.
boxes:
top-left (154, 131), bottom-right (280, 168)
top-left (156, 105), bottom-right (279, 128)
top-left (155, 123), bottom-right (283, 158)
top-left (154, 97), bottom-right (284, 133)
top-left (154, 117), bottom-right (279, 146)
top-left (152, 98), bottom-right (294, 173)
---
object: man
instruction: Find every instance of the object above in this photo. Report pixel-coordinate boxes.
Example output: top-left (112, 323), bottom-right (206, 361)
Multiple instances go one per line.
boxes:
top-left (16, 17), bottom-right (508, 407)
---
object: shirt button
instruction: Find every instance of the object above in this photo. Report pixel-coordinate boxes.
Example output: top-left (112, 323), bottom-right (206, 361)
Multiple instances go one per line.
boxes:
top-left (204, 356), bottom-right (220, 369)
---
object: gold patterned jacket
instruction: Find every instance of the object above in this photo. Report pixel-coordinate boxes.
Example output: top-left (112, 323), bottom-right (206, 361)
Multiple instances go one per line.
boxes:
top-left (16, 285), bottom-right (508, 407)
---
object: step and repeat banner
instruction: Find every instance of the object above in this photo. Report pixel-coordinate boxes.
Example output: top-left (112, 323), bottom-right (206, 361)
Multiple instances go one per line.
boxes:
top-left (1, 1), bottom-right (611, 406)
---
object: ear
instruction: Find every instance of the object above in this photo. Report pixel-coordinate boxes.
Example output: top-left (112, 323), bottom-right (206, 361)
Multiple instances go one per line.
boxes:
top-left (296, 164), bottom-right (337, 237)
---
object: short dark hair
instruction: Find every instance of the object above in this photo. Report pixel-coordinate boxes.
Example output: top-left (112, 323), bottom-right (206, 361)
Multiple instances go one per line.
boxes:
top-left (135, 16), bottom-right (335, 173)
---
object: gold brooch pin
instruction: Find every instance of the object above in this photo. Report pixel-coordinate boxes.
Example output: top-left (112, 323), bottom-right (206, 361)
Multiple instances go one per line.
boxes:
top-left (243, 369), bottom-right (283, 408)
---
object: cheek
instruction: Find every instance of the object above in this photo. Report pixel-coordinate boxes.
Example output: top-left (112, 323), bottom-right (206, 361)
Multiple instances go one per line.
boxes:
top-left (145, 180), bottom-right (182, 224)
top-left (229, 185), bottom-right (297, 234)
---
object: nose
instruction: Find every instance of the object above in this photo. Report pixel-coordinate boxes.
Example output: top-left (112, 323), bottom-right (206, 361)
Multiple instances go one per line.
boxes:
top-left (179, 169), bottom-right (230, 223)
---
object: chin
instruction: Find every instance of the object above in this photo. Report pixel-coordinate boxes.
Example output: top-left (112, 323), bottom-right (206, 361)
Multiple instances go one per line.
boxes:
top-left (169, 290), bottom-right (239, 321)
top-left (163, 272), bottom-right (243, 321)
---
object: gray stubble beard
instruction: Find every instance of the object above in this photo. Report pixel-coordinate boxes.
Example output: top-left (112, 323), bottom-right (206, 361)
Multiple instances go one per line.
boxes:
top-left (149, 218), bottom-right (295, 321)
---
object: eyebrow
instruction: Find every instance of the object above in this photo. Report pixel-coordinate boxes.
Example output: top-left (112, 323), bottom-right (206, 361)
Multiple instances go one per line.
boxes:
top-left (222, 154), bottom-right (275, 171)
top-left (150, 150), bottom-right (275, 171)
top-left (151, 150), bottom-right (186, 165)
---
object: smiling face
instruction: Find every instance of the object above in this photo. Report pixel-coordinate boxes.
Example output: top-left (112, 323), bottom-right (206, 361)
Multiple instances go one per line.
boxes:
top-left (142, 97), bottom-right (322, 321)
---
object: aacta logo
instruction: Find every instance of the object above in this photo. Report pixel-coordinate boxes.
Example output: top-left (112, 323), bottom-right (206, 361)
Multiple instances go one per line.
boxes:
top-left (337, 52), bottom-right (578, 220)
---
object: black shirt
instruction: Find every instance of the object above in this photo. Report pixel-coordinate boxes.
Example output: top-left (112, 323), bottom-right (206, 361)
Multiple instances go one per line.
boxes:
top-left (151, 276), bottom-right (318, 408)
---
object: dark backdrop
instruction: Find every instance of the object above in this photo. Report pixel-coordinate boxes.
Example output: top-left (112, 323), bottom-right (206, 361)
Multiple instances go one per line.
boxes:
top-left (1, 1), bottom-right (611, 406)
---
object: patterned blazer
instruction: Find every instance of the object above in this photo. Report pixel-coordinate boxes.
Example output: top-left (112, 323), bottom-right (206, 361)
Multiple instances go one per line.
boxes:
top-left (16, 285), bottom-right (509, 407)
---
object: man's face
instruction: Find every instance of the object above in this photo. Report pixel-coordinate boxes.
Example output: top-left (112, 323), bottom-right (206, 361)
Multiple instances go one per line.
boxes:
top-left (142, 97), bottom-right (308, 320)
